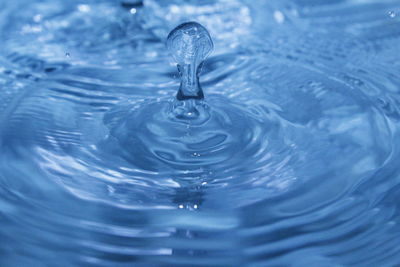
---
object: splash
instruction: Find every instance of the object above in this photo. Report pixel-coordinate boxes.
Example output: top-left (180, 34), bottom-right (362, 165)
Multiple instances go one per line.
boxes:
top-left (167, 22), bottom-right (213, 101)
top-left (166, 22), bottom-right (213, 121)
top-left (1, 1), bottom-right (399, 266)
top-left (99, 22), bottom-right (279, 183)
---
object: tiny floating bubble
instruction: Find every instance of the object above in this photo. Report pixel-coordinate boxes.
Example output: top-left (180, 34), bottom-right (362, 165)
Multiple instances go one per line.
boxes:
top-left (388, 11), bottom-right (396, 18)
top-left (274, 11), bottom-right (285, 24)
top-left (130, 8), bottom-right (137, 14)
top-left (178, 204), bottom-right (184, 209)
top-left (77, 4), bottom-right (91, 13)
top-left (65, 52), bottom-right (71, 58)
top-left (33, 14), bottom-right (42, 23)
top-left (107, 185), bottom-right (115, 194)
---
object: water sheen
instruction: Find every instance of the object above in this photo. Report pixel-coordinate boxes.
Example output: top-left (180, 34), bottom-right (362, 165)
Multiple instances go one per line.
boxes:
top-left (1, 0), bottom-right (400, 266)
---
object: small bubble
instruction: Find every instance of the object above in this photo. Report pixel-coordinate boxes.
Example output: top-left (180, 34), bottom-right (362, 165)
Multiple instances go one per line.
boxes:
top-left (193, 204), bottom-right (198, 209)
top-left (107, 185), bottom-right (115, 194)
top-left (145, 51), bottom-right (157, 58)
top-left (130, 8), bottom-right (137, 14)
top-left (33, 14), bottom-right (42, 23)
top-left (170, 5), bottom-right (180, 14)
top-left (65, 52), bottom-right (70, 58)
top-left (78, 4), bottom-right (91, 13)
top-left (389, 11), bottom-right (396, 18)
top-left (274, 11), bottom-right (285, 24)
top-left (178, 204), bottom-right (184, 209)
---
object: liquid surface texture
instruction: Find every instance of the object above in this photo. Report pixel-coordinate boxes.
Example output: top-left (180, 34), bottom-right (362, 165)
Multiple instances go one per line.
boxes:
top-left (0, 0), bottom-right (400, 266)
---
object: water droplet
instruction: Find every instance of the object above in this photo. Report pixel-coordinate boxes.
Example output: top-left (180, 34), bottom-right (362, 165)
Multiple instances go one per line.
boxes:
top-left (388, 11), bottom-right (396, 18)
top-left (130, 8), bottom-right (137, 14)
top-left (178, 204), bottom-right (184, 209)
top-left (167, 22), bottom-right (213, 101)
top-left (193, 204), bottom-right (198, 209)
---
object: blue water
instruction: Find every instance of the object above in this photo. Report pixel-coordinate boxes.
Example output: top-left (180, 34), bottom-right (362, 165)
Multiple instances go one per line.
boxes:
top-left (0, 0), bottom-right (400, 266)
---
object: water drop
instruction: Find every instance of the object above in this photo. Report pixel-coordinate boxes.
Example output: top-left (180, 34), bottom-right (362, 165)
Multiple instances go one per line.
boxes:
top-left (388, 11), bottom-right (396, 18)
top-left (167, 22), bottom-right (213, 101)
top-left (33, 14), bottom-right (42, 23)
top-left (107, 185), bottom-right (115, 194)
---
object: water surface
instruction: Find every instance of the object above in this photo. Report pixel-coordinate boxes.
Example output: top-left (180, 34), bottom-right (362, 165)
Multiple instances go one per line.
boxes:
top-left (0, 0), bottom-right (400, 266)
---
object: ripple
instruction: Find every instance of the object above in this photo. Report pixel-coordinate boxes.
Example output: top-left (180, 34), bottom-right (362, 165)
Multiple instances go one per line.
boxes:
top-left (0, 0), bottom-right (163, 67)
top-left (1, 0), bottom-right (400, 266)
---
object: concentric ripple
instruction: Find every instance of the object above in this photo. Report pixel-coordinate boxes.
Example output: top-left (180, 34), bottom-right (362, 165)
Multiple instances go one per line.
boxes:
top-left (1, 0), bottom-right (400, 266)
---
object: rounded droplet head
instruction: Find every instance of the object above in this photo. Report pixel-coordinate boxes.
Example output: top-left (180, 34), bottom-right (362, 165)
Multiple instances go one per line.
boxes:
top-left (167, 22), bottom-right (213, 66)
